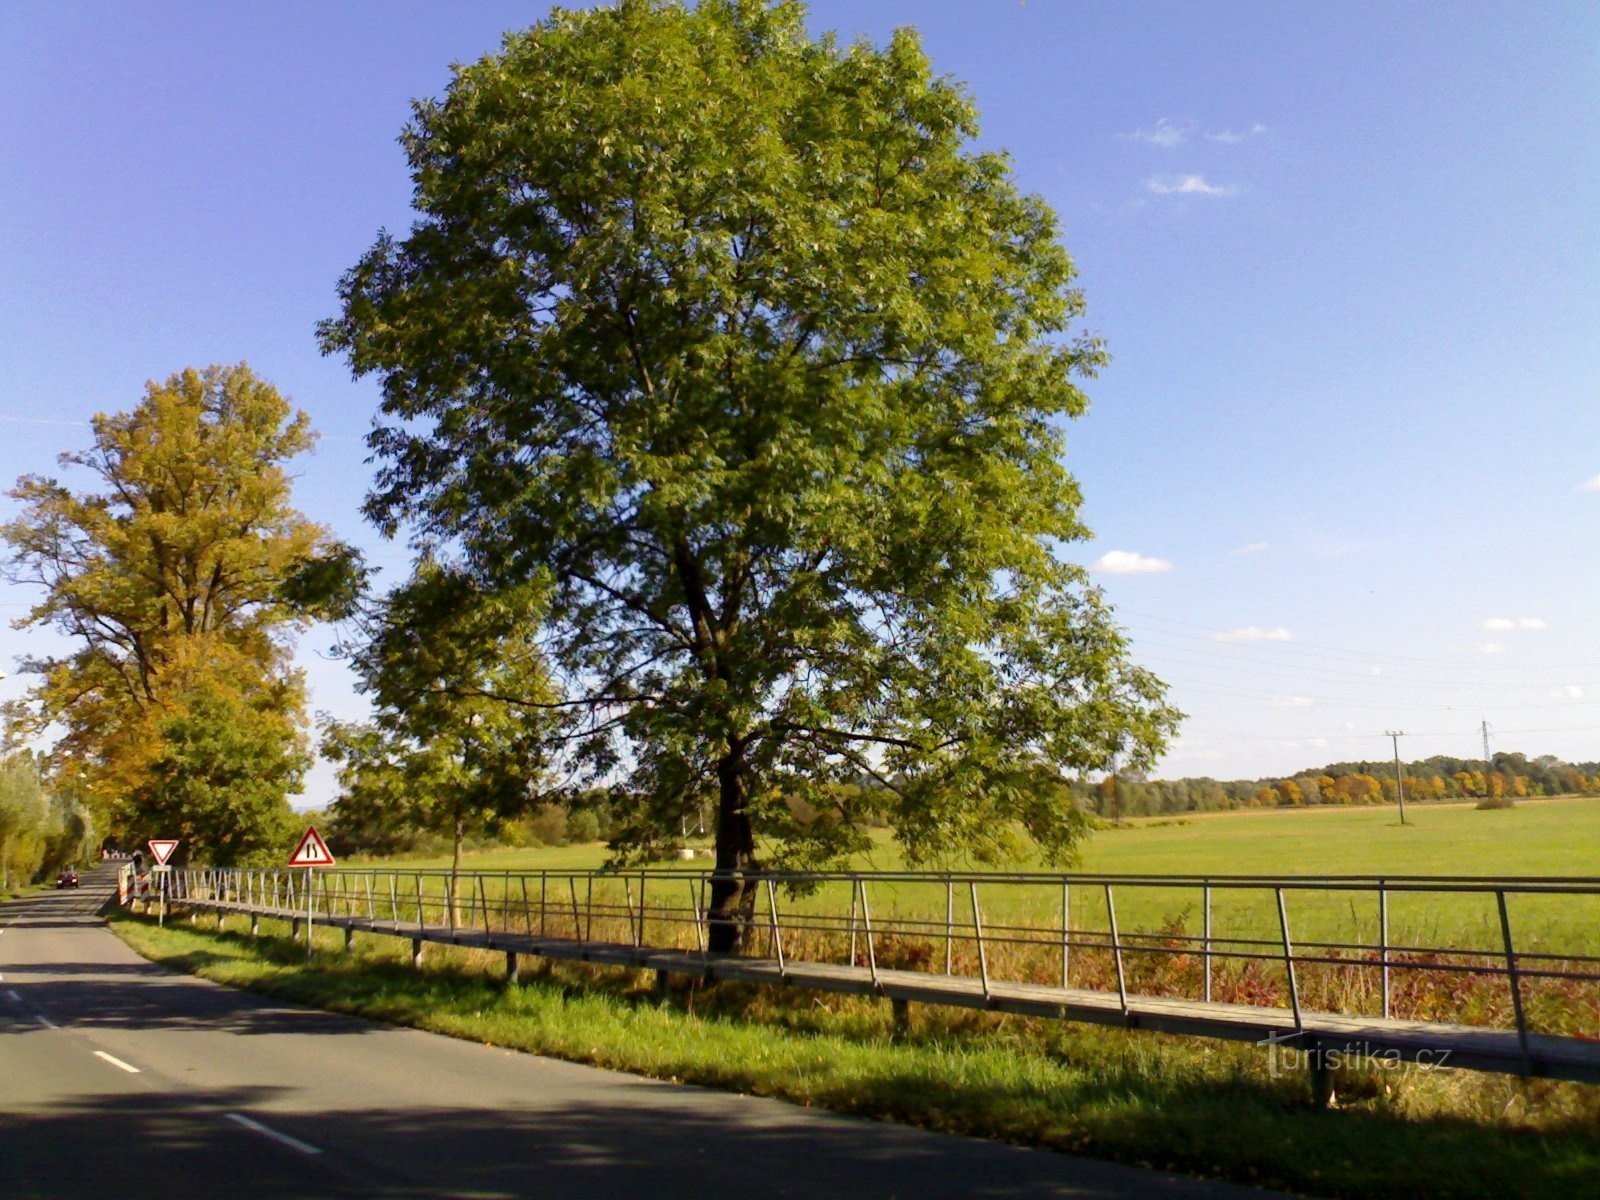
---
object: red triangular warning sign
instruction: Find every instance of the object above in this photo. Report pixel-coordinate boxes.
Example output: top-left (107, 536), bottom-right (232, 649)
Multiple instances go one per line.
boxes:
top-left (148, 839), bottom-right (180, 865)
top-left (287, 825), bottom-right (336, 868)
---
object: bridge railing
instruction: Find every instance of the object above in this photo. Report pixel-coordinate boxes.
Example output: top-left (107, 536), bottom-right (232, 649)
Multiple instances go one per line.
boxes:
top-left (156, 866), bottom-right (1600, 1058)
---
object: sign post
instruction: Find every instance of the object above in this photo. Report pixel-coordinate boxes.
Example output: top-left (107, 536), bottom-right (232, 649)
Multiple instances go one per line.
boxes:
top-left (287, 826), bottom-right (336, 961)
top-left (148, 840), bottom-right (180, 927)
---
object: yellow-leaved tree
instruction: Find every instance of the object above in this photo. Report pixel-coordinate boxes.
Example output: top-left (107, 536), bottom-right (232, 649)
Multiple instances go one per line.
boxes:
top-left (3, 365), bottom-right (326, 864)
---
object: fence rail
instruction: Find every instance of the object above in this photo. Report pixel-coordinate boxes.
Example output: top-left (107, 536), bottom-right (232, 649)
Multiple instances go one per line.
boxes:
top-left (127, 865), bottom-right (1600, 1095)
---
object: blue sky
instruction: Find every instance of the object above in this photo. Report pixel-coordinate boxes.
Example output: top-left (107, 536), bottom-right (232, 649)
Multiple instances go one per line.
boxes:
top-left (2, 1), bottom-right (1597, 806)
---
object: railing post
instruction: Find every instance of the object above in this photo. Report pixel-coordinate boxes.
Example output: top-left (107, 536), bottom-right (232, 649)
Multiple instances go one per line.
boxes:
top-left (625, 877), bottom-right (638, 948)
top-left (479, 874), bottom-right (492, 938)
top-left (848, 881), bottom-right (860, 966)
top-left (522, 876), bottom-right (533, 938)
top-left (1061, 880), bottom-right (1071, 989)
top-left (767, 878), bottom-right (785, 974)
top-left (1379, 880), bottom-right (1390, 1019)
top-left (1105, 884), bottom-right (1127, 1016)
top-left (414, 874), bottom-right (424, 930)
top-left (859, 879), bottom-right (878, 987)
top-left (539, 872), bottom-right (548, 938)
top-left (689, 878), bottom-right (706, 955)
top-left (970, 882), bottom-right (990, 1001)
top-left (1276, 887), bottom-right (1302, 1032)
top-left (1496, 889), bottom-right (1532, 1075)
top-left (568, 877), bottom-right (582, 942)
top-left (1203, 882), bottom-right (1212, 1004)
top-left (944, 877), bottom-right (954, 976)
top-left (636, 873), bottom-right (647, 947)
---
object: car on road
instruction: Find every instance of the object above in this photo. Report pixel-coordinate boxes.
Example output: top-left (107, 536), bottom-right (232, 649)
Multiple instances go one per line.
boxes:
top-left (55, 866), bottom-right (80, 889)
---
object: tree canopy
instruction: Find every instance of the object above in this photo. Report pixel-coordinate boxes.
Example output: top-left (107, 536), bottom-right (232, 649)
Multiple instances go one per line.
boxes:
top-left (3, 364), bottom-right (321, 863)
top-left (321, 0), bottom-right (1178, 946)
top-left (322, 564), bottom-right (555, 879)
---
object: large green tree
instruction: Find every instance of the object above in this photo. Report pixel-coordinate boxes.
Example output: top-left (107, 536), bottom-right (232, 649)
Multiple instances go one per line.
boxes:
top-left (3, 365), bottom-right (322, 864)
top-left (321, 0), bottom-right (1179, 948)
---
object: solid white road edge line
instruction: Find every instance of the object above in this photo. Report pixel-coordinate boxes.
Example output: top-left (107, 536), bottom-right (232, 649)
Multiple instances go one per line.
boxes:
top-left (225, 1113), bottom-right (322, 1156)
top-left (4, 989), bottom-right (20, 1002)
top-left (93, 1050), bottom-right (141, 1074)
top-left (35, 1013), bottom-right (59, 1029)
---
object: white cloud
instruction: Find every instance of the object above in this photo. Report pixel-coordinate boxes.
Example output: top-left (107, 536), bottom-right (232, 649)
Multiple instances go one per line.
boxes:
top-left (1369, 665), bottom-right (1384, 676)
top-left (1211, 625), bottom-right (1293, 644)
top-left (1552, 685), bottom-right (1584, 700)
top-left (1310, 737), bottom-right (1329, 748)
top-left (1229, 541), bottom-right (1269, 556)
top-left (1205, 122), bottom-right (1268, 143)
top-left (1477, 642), bottom-right (1508, 655)
top-left (1120, 118), bottom-right (1187, 148)
top-left (1273, 696), bottom-right (1315, 708)
top-left (1145, 174), bottom-right (1236, 197)
top-left (1091, 550), bottom-right (1173, 576)
top-left (1578, 474), bottom-right (1600, 492)
top-left (1481, 616), bottom-right (1547, 631)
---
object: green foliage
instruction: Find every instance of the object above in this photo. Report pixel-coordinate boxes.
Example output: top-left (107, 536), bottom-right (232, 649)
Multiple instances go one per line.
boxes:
top-left (1078, 751), bottom-right (1600, 818)
top-left (119, 648), bottom-right (305, 865)
top-left (320, 0), bottom-right (1178, 884)
top-left (0, 753), bottom-right (93, 888)
top-left (2, 365), bottom-right (321, 862)
top-left (322, 564), bottom-right (556, 870)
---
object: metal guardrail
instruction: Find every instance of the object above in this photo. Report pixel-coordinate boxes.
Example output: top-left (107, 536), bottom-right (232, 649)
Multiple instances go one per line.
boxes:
top-left (132, 865), bottom-right (1600, 1093)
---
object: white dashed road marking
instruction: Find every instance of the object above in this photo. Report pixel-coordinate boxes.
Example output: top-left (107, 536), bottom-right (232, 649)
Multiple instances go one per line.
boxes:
top-left (93, 1050), bottom-right (141, 1074)
top-left (225, 1113), bottom-right (322, 1156)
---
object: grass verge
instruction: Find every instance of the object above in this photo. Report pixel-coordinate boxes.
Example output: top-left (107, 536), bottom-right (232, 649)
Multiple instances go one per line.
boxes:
top-left (110, 908), bottom-right (1600, 1200)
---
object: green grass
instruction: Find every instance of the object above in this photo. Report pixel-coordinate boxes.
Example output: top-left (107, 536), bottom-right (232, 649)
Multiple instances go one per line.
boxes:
top-left (367, 796), bottom-right (1600, 879)
top-left (112, 907), bottom-right (1600, 1200)
top-left (355, 797), bottom-right (1600, 959)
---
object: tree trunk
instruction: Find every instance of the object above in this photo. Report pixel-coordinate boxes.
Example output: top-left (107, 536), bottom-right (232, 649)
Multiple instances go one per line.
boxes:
top-left (706, 742), bottom-right (758, 954)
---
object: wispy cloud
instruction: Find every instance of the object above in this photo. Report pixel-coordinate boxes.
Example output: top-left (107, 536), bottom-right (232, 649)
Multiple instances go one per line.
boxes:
top-left (1579, 474), bottom-right (1600, 492)
top-left (1145, 174), bottom-right (1236, 197)
top-left (1229, 541), bottom-right (1269, 556)
top-left (1273, 695), bottom-right (1315, 709)
top-left (1211, 626), bottom-right (1293, 644)
top-left (1091, 550), bottom-right (1173, 576)
top-left (1120, 118), bottom-right (1187, 149)
top-left (1477, 642), bottom-right (1508, 655)
top-left (1552, 685), bottom-right (1585, 700)
top-left (1205, 123), bottom-right (1268, 144)
top-left (1481, 616), bottom-right (1549, 631)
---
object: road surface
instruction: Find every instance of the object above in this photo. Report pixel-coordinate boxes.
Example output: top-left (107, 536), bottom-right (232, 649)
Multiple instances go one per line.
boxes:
top-left (0, 870), bottom-right (1295, 1199)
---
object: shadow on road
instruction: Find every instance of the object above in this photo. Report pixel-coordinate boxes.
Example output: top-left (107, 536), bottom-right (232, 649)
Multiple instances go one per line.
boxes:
top-left (0, 1083), bottom-right (1266, 1200)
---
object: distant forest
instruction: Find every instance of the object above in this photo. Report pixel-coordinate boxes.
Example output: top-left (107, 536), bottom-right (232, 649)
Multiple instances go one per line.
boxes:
top-left (1071, 752), bottom-right (1600, 819)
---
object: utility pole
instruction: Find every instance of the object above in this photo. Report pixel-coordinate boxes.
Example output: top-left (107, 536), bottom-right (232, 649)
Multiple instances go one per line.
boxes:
top-left (1386, 730), bottom-right (1408, 825)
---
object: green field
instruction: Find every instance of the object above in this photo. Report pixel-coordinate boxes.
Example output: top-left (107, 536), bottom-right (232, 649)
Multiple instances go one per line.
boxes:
top-left (351, 797), bottom-right (1600, 954)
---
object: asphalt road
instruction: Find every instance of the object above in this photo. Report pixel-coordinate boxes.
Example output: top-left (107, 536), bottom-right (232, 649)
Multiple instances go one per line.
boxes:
top-left (0, 870), bottom-right (1296, 1200)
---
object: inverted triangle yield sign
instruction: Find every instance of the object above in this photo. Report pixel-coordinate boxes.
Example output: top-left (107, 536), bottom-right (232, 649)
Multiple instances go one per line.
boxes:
top-left (287, 825), bottom-right (336, 868)
top-left (148, 839), bottom-right (180, 865)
